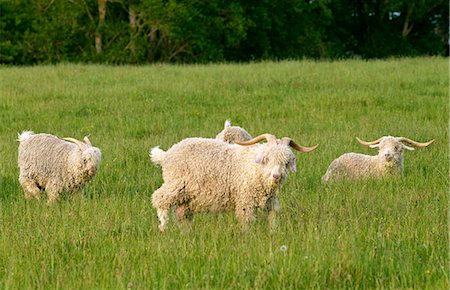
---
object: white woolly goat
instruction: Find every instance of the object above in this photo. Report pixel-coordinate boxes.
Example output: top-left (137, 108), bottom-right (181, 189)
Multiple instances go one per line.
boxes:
top-left (215, 120), bottom-right (252, 143)
top-left (150, 133), bottom-right (318, 231)
top-left (18, 131), bottom-right (101, 203)
top-left (322, 136), bottom-right (434, 182)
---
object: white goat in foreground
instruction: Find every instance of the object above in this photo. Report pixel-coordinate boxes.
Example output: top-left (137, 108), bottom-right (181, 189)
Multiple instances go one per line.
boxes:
top-left (18, 131), bottom-right (101, 203)
top-left (215, 120), bottom-right (252, 143)
top-left (322, 136), bottom-right (434, 182)
top-left (150, 134), bottom-right (318, 231)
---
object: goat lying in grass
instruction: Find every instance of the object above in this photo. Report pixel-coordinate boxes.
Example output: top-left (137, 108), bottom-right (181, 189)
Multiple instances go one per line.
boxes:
top-left (322, 136), bottom-right (434, 182)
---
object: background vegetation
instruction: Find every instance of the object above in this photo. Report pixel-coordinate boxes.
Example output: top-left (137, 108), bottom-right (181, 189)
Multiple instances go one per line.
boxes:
top-left (0, 0), bottom-right (448, 64)
top-left (0, 58), bottom-right (447, 288)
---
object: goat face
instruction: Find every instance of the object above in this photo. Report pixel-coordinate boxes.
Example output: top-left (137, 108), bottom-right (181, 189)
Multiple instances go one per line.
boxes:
top-left (81, 147), bottom-right (102, 177)
top-left (70, 145), bottom-right (102, 178)
top-left (255, 144), bottom-right (297, 185)
top-left (235, 133), bottom-right (317, 185)
top-left (369, 137), bottom-right (413, 162)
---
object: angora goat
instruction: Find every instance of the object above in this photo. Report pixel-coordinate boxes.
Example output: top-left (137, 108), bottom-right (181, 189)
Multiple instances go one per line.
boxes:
top-left (322, 136), bottom-right (434, 182)
top-left (150, 133), bottom-right (318, 231)
top-left (215, 120), bottom-right (252, 143)
top-left (18, 131), bottom-right (101, 202)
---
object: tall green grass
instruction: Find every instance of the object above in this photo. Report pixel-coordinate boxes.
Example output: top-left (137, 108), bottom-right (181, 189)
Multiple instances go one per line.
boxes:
top-left (0, 58), bottom-right (448, 288)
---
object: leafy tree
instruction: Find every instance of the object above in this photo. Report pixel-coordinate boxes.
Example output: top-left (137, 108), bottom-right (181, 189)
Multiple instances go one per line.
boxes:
top-left (0, 0), bottom-right (447, 64)
top-left (327, 0), bottom-right (448, 58)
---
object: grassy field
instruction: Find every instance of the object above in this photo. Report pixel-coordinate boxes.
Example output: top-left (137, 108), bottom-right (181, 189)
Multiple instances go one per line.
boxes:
top-left (0, 58), bottom-right (448, 289)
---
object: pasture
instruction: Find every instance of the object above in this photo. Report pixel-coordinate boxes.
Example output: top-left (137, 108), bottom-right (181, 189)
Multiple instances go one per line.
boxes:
top-left (0, 58), bottom-right (448, 288)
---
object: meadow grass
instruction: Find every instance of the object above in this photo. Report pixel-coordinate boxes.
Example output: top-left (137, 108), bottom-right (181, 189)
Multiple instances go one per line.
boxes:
top-left (0, 58), bottom-right (448, 289)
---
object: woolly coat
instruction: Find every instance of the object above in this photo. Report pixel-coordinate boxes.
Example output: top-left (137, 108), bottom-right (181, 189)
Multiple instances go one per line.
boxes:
top-left (18, 133), bottom-right (101, 195)
top-left (322, 152), bottom-right (403, 182)
top-left (152, 138), bottom-right (291, 216)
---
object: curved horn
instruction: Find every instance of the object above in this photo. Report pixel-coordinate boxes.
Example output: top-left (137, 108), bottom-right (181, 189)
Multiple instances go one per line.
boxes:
top-left (63, 137), bottom-right (88, 149)
top-left (356, 136), bottom-right (384, 146)
top-left (235, 134), bottom-right (277, 146)
top-left (83, 136), bottom-right (92, 146)
top-left (397, 137), bottom-right (435, 148)
top-left (282, 137), bottom-right (318, 152)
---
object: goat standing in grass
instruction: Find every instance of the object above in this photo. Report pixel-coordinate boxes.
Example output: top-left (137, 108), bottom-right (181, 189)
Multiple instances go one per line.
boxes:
top-left (18, 131), bottom-right (101, 203)
top-left (150, 133), bottom-right (317, 231)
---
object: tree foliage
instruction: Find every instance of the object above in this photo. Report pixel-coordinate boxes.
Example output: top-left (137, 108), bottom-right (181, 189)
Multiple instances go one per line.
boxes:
top-left (0, 0), bottom-right (447, 64)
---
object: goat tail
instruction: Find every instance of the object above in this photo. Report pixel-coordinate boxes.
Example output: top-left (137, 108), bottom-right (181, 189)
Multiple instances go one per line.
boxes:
top-left (17, 131), bottom-right (34, 142)
top-left (150, 146), bottom-right (167, 165)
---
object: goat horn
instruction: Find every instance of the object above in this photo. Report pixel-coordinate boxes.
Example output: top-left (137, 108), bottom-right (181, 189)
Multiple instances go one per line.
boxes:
top-left (83, 135), bottom-right (92, 146)
top-left (235, 134), bottom-right (277, 146)
top-left (356, 136), bottom-right (384, 146)
top-left (63, 137), bottom-right (87, 149)
top-left (397, 137), bottom-right (435, 148)
top-left (282, 137), bottom-right (318, 152)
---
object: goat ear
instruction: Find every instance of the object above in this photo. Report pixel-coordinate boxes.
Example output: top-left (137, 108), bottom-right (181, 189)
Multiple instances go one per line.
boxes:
top-left (255, 150), bottom-right (265, 164)
top-left (369, 144), bottom-right (380, 148)
top-left (289, 159), bottom-right (297, 173)
top-left (403, 144), bottom-right (414, 151)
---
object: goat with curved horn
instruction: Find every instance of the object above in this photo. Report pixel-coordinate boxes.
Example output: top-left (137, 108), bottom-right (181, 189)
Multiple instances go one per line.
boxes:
top-left (18, 131), bottom-right (101, 203)
top-left (150, 131), bottom-right (318, 231)
top-left (323, 135), bottom-right (434, 182)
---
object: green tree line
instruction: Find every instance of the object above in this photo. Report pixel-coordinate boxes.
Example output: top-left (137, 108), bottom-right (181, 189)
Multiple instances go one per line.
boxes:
top-left (0, 0), bottom-right (448, 64)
